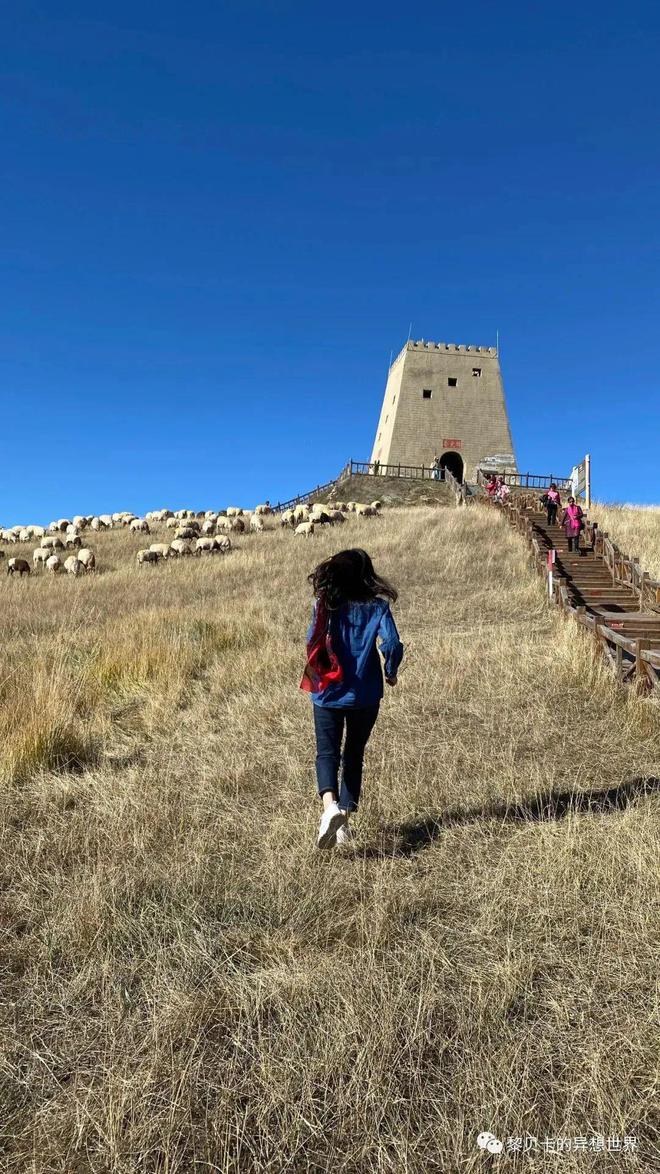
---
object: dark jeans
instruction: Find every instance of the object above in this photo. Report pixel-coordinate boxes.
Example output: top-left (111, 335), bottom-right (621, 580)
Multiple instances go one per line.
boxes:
top-left (567, 533), bottom-right (580, 552)
top-left (313, 703), bottom-right (380, 813)
top-left (547, 503), bottom-right (558, 525)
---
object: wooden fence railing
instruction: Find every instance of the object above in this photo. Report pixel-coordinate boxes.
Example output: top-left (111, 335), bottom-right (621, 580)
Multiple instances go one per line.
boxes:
top-left (498, 496), bottom-right (660, 689)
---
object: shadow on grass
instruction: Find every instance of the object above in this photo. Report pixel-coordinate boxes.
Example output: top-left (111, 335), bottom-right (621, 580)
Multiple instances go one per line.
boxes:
top-left (364, 776), bottom-right (660, 859)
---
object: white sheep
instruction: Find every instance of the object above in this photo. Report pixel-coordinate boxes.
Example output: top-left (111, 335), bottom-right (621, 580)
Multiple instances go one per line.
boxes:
top-left (169, 538), bottom-right (193, 557)
top-left (32, 548), bottom-right (49, 569)
top-left (64, 556), bottom-right (84, 576)
top-left (165, 517), bottom-right (179, 529)
top-left (226, 507), bottom-right (243, 517)
top-left (355, 504), bottom-right (378, 517)
top-left (149, 543), bottom-right (170, 560)
top-left (254, 503), bottom-right (272, 516)
top-left (65, 535), bottom-right (83, 549)
top-left (328, 509), bottom-right (345, 523)
top-left (213, 535), bottom-right (231, 554)
top-left (279, 509), bottom-right (295, 527)
top-left (249, 515), bottom-right (265, 532)
top-left (294, 521), bottom-right (315, 537)
top-left (46, 554), bottom-right (62, 573)
top-left (130, 518), bottom-right (150, 533)
top-left (201, 519), bottom-right (216, 534)
top-left (136, 549), bottom-right (161, 566)
top-left (41, 536), bottom-right (65, 550)
top-left (195, 537), bottom-right (215, 555)
top-left (90, 517), bottom-right (108, 531)
top-left (77, 548), bottom-right (96, 572)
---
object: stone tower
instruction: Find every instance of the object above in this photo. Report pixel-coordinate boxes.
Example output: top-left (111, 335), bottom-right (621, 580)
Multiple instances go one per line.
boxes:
top-left (369, 339), bottom-right (516, 482)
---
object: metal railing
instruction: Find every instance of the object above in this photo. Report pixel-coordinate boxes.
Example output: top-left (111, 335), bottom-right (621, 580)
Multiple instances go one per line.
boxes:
top-left (476, 468), bottom-right (572, 491)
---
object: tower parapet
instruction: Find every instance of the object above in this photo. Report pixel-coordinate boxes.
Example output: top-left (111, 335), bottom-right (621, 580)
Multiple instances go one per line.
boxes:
top-left (372, 336), bottom-right (516, 481)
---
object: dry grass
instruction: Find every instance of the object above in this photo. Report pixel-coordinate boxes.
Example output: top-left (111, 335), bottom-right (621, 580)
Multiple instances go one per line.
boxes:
top-left (591, 501), bottom-right (660, 580)
top-left (1, 507), bottom-right (659, 1172)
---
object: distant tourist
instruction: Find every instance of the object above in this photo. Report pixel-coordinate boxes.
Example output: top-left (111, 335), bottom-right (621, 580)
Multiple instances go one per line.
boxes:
top-left (486, 474), bottom-right (498, 497)
top-left (495, 477), bottom-right (510, 502)
top-left (300, 548), bottom-right (404, 849)
top-left (372, 459), bottom-right (380, 475)
top-left (562, 496), bottom-right (584, 553)
top-left (431, 456), bottom-right (442, 481)
top-left (546, 483), bottom-right (561, 525)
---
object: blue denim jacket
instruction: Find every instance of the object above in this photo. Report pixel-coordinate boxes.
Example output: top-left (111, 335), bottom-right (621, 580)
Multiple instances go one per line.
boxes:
top-left (307, 597), bottom-right (404, 708)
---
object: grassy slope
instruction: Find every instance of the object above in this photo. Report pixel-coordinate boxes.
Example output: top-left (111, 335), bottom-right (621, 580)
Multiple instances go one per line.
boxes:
top-left (591, 502), bottom-right (660, 581)
top-left (1, 507), bottom-right (659, 1172)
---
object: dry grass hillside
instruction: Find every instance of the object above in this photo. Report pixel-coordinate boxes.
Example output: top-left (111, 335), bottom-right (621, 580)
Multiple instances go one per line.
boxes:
top-left (591, 501), bottom-right (660, 581)
top-left (1, 504), bottom-right (659, 1172)
top-left (322, 472), bottom-right (453, 508)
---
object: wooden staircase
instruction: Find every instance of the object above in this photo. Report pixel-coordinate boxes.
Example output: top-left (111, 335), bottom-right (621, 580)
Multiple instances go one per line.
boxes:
top-left (502, 503), bottom-right (660, 689)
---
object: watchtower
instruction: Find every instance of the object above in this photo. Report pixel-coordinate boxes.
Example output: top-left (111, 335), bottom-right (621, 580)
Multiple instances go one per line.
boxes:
top-left (369, 339), bottom-right (517, 482)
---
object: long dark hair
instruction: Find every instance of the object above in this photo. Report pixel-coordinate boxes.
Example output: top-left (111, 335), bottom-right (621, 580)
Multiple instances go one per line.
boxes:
top-left (308, 548), bottom-right (398, 610)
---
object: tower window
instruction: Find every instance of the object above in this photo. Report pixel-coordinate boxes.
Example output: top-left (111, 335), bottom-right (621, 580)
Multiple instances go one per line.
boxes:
top-left (472, 367), bottom-right (482, 377)
top-left (448, 377), bottom-right (457, 387)
top-left (422, 389), bottom-right (432, 399)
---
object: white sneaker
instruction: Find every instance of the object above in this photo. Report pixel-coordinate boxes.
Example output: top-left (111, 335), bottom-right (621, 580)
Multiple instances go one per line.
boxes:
top-left (336, 823), bottom-right (355, 847)
top-left (317, 802), bottom-right (346, 849)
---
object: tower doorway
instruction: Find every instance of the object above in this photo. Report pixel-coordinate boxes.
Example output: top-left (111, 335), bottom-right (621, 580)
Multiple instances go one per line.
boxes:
top-left (440, 451), bottom-right (464, 483)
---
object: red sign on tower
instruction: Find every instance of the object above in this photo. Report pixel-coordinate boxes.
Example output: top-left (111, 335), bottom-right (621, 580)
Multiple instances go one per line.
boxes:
top-left (442, 438), bottom-right (462, 450)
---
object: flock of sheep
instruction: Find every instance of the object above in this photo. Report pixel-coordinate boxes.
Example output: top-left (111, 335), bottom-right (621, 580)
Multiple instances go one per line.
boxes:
top-left (1, 499), bottom-right (383, 578)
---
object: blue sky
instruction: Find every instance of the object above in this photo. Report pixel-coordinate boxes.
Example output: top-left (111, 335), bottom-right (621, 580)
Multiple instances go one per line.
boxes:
top-left (2, 0), bottom-right (659, 521)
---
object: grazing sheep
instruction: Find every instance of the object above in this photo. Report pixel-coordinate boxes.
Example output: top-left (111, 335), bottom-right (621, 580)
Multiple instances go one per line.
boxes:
top-left (149, 543), bottom-right (170, 560)
top-left (41, 536), bottom-right (65, 551)
top-left (213, 535), bottom-right (231, 554)
top-left (229, 518), bottom-right (245, 533)
top-left (136, 549), bottom-right (161, 566)
top-left (294, 521), bottom-right (315, 537)
top-left (249, 515), bottom-right (264, 532)
top-left (165, 517), bottom-right (179, 529)
top-left (98, 514), bottom-right (113, 528)
top-left (279, 509), bottom-right (295, 527)
top-left (195, 537), bottom-right (215, 555)
top-left (254, 503), bottom-right (272, 516)
top-left (328, 509), bottom-right (345, 524)
top-left (226, 507), bottom-right (243, 517)
top-left (90, 517), bottom-right (108, 531)
top-left (293, 505), bottom-right (310, 522)
top-left (215, 517), bottom-right (232, 531)
top-left (130, 518), bottom-right (150, 533)
top-left (355, 504), bottom-right (378, 517)
top-left (64, 556), bottom-right (84, 576)
top-left (56, 518), bottom-right (70, 532)
top-left (33, 548), bottom-right (49, 569)
top-left (65, 535), bottom-right (83, 549)
top-left (311, 511), bottom-right (334, 526)
top-left (77, 548), bottom-right (96, 572)
top-left (46, 555), bottom-right (62, 574)
top-left (371, 501), bottom-right (382, 511)
top-left (7, 557), bottom-right (30, 576)
top-left (174, 526), bottom-right (198, 540)
top-left (201, 519), bottom-right (216, 535)
top-left (333, 502), bottom-right (347, 512)
top-left (169, 538), bottom-right (193, 557)
top-left (72, 516), bottom-right (88, 530)
top-left (1, 529), bottom-right (17, 544)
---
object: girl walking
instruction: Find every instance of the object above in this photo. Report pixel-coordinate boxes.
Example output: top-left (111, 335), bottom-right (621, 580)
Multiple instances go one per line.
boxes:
top-left (301, 548), bottom-right (404, 849)
top-left (562, 496), bottom-right (584, 553)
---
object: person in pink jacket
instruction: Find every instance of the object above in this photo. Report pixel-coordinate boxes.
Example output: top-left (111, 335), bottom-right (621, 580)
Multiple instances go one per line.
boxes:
top-left (562, 496), bottom-right (584, 553)
top-left (546, 483), bottom-right (561, 526)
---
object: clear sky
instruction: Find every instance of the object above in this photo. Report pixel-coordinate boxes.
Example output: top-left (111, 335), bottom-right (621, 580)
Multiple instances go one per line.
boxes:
top-left (2, 1), bottom-right (659, 522)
